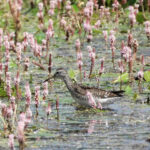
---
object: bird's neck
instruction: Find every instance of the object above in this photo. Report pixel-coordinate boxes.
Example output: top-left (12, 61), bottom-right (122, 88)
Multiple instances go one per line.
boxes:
top-left (62, 75), bottom-right (74, 91)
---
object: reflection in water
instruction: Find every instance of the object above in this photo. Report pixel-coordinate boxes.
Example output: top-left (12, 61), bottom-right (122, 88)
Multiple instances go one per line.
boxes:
top-left (87, 119), bottom-right (109, 134)
top-left (87, 120), bottom-right (97, 134)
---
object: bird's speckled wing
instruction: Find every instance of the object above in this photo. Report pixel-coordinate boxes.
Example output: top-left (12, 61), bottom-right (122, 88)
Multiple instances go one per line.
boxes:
top-left (77, 84), bottom-right (123, 98)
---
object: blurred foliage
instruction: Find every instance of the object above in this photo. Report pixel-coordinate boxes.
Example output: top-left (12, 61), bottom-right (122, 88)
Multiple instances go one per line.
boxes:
top-left (124, 85), bottom-right (134, 95)
top-left (144, 71), bottom-right (150, 82)
top-left (0, 82), bottom-right (7, 97)
top-left (113, 73), bottom-right (129, 83)
top-left (70, 0), bottom-right (137, 6)
top-left (136, 12), bottom-right (146, 24)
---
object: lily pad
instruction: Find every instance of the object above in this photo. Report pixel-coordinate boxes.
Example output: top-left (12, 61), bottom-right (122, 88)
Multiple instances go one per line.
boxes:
top-left (0, 82), bottom-right (7, 97)
top-left (144, 71), bottom-right (150, 82)
top-left (68, 69), bottom-right (78, 81)
top-left (72, 4), bottom-right (79, 12)
top-left (124, 85), bottom-right (133, 95)
top-left (113, 73), bottom-right (129, 83)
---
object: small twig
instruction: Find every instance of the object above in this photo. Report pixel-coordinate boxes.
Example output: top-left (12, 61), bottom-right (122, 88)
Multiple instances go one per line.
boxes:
top-left (32, 61), bottom-right (46, 70)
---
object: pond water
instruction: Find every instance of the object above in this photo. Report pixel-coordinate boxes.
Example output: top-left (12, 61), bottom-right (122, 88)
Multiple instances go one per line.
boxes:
top-left (24, 30), bottom-right (150, 149)
top-left (0, 24), bottom-right (150, 150)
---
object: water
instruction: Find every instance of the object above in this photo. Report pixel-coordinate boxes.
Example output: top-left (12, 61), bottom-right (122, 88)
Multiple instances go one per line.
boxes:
top-left (25, 97), bottom-right (150, 150)
top-left (0, 26), bottom-right (150, 150)
top-left (22, 32), bottom-right (150, 149)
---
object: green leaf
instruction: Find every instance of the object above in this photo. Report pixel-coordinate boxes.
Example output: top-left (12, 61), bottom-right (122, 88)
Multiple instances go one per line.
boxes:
top-left (144, 71), bottom-right (150, 82)
top-left (136, 12), bottom-right (146, 24)
top-left (0, 82), bottom-right (7, 97)
top-left (35, 31), bottom-right (45, 43)
top-left (133, 93), bottom-right (139, 100)
top-left (113, 73), bottom-right (129, 83)
top-left (10, 60), bottom-right (17, 68)
top-left (72, 4), bottom-right (79, 12)
top-left (125, 85), bottom-right (133, 95)
top-left (68, 69), bottom-right (77, 80)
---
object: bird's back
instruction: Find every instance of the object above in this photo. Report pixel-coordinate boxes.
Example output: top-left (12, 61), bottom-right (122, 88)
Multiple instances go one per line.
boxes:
top-left (72, 83), bottom-right (124, 98)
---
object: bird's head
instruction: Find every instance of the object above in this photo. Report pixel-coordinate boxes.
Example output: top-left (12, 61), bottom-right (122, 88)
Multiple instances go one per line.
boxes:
top-left (53, 68), bottom-right (67, 79)
top-left (44, 68), bottom-right (67, 82)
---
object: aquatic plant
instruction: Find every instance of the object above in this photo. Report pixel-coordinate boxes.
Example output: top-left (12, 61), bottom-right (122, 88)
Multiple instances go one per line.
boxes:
top-left (0, 0), bottom-right (149, 149)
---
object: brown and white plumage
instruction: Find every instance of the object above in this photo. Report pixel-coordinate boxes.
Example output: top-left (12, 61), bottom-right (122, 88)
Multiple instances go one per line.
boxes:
top-left (45, 68), bottom-right (124, 109)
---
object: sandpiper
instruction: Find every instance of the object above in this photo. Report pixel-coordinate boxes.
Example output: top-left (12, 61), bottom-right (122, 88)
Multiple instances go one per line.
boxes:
top-left (45, 68), bottom-right (124, 109)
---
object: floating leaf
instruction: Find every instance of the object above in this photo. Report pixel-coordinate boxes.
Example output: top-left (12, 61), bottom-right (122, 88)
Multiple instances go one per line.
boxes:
top-left (144, 71), bottom-right (150, 82)
top-left (35, 31), bottom-right (45, 43)
top-left (10, 60), bottom-right (17, 69)
top-left (136, 12), bottom-right (146, 24)
top-left (68, 69), bottom-right (77, 81)
top-left (72, 4), bottom-right (79, 12)
top-left (125, 85), bottom-right (133, 95)
top-left (133, 93), bottom-right (139, 100)
top-left (113, 73), bottom-right (129, 83)
top-left (0, 82), bottom-right (7, 97)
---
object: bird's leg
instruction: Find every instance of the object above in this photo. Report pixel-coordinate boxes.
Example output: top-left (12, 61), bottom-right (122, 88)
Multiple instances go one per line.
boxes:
top-left (97, 102), bottom-right (103, 110)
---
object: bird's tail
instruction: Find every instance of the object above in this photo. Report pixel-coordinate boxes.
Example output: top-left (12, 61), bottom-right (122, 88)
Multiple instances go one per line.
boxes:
top-left (112, 90), bottom-right (124, 97)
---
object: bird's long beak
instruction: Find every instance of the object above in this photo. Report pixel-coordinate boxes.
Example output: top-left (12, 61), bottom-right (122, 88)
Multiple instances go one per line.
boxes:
top-left (44, 75), bottom-right (54, 82)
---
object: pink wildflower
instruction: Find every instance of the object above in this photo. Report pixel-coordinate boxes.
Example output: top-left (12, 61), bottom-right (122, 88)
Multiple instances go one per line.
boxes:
top-left (8, 134), bottom-right (15, 150)
top-left (43, 82), bottom-right (48, 100)
top-left (118, 60), bottom-right (125, 73)
top-left (99, 58), bottom-right (105, 75)
top-left (60, 17), bottom-right (67, 29)
top-left (17, 120), bottom-right (25, 146)
top-left (25, 107), bottom-right (32, 124)
top-left (66, 0), bottom-right (71, 11)
top-left (103, 30), bottom-right (108, 42)
top-left (38, 2), bottom-right (43, 11)
top-left (6, 105), bottom-right (13, 118)
top-left (86, 91), bottom-right (97, 108)
top-left (46, 102), bottom-right (52, 116)
top-left (25, 83), bottom-right (31, 106)
top-left (83, 19), bottom-right (92, 33)
top-left (35, 86), bottom-right (40, 108)
top-left (24, 57), bottom-right (30, 71)
top-left (138, 70), bottom-right (144, 79)
top-left (10, 96), bottom-right (15, 112)
top-left (75, 39), bottom-right (81, 51)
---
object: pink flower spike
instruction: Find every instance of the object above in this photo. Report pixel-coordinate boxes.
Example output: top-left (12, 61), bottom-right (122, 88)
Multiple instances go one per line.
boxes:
top-left (94, 20), bottom-right (101, 29)
top-left (6, 105), bottom-right (13, 118)
top-left (118, 60), bottom-right (125, 73)
top-left (10, 96), bottom-right (15, 111)
top-left (103, 30), bottom-right (108, 42)
top-left (8, 134), bottom-right (15, 150)
top-left (138, 70), bottom-right (144, 79)
top-left (43, 82), bottom-right (48, 101)
top-left (75, 39), bottom-right (81, 50)
top-left (0, 63), bottom-right (2, 75)
top-left (77, 59), bottom-right (83, 67)
top-left (35, 86), bottom-right (40, 108)
top-left (25, 107), bottom-right (32, 124)
top-left (99, 58), bottom-right (105, 75)
top-left (66, 0), bottom-right (71, 10)
top-left (17, 121), bottom-right (25, 145)
top-left (60, 17), bottom-right (66, 28)
top-left (97, 102), bottom-right (103, 110)
top-left (86, 91), bottom-right (96, 108)
top-left (46, 102), bottom-right (52, 116)
top-left (25, 82), bottom-right (31, 106)
top-left (19, 112), bottom-right (26, 122)
top-left (141, 55), bottom-right (145, 66)
top-left (38, 2), bottom-right (43, 11)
